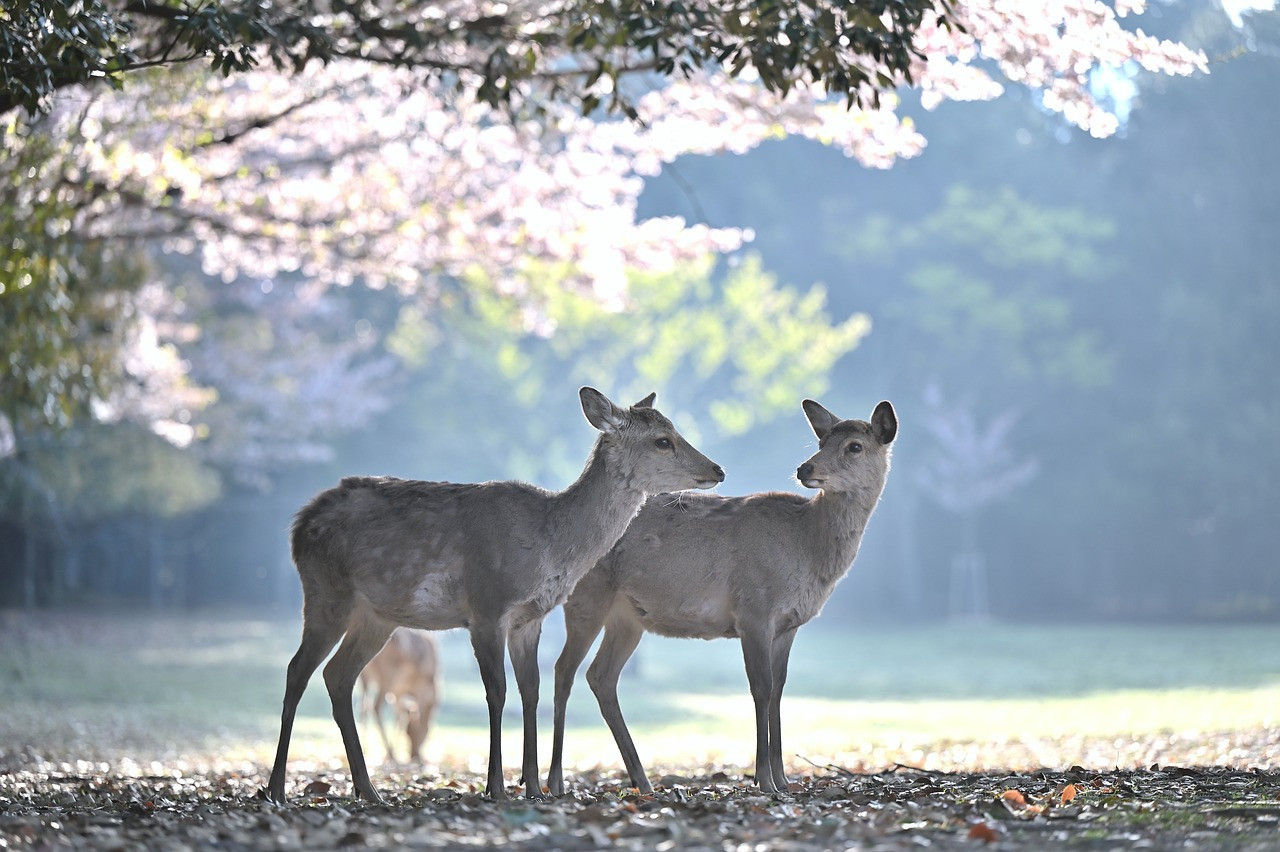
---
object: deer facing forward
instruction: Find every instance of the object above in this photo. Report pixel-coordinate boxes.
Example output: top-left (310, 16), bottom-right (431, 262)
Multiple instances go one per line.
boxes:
top-left (547, 398), bottom-right (896, 795)
top-left (266, 387), bottom-right (723, 803)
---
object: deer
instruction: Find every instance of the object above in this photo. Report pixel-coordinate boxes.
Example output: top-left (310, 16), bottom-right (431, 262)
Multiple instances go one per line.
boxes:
top-left (265, 387), bottom-right (723, 803)
top-left (358, 628), bottom-right (440, 764)
top-left (547, 398), bottom-right (896, 796)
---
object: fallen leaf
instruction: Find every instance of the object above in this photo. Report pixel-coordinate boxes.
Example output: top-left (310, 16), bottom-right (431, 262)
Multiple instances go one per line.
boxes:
top-left (1001, 789), bottom-right (1027, 806)
top-left (302, 781), bottom-right (330, 796)
top-left (967, 821), bottom-right (998, 843)
top-left (1060, 784), bottom-right (1078, 805)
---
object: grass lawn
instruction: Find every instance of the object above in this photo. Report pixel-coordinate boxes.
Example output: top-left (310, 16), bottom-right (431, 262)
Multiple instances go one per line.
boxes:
top-left (2, 609), bottom-right (1278, 777)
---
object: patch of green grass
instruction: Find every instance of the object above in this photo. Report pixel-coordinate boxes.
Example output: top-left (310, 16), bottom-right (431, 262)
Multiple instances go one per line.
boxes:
top-left (2, 611), bottom-right (1278, 772)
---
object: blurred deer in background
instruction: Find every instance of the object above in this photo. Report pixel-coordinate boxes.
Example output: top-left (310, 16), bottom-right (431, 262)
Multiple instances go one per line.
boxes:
top-left (548, 399), bottom-right (896, 795)
top-left (358, 628), bottom-right (440, 763)
top-left (266, 387), bottom-right (723, 803)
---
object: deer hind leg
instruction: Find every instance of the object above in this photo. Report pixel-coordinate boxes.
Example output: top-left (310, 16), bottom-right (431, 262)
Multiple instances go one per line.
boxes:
top-left (323, 611), bottom-right (395, 802)
top-left (548, 591), bottom-right (612, 795)
top-left (739, 624), bottom-right (780, 794)
top-left (767, 627), bottom-right (799, 791)
top-left (266, 597), bottom-right (349, 803)
top-left (585, 609), bottom-right (651, 793)
top-left (507, 617), bottom-right (545, 799)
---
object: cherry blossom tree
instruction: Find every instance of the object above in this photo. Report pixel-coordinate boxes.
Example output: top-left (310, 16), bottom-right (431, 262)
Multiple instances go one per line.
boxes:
top-left (1, 0), bottom-right (1207, 444)
top-left (183, 275), bottom-right (401, 489)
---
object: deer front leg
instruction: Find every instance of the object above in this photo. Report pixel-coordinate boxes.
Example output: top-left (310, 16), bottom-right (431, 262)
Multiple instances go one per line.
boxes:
top-left (767, 627), bottom-right (799, 791)
top-left (507, 618), bottom-right (544, 799)
top-left (739, 626), bottom-right (779, 794)
top-left (470, 621), bottom-right (510, 799)
top-left (323, 619), bottom-right (395, 802)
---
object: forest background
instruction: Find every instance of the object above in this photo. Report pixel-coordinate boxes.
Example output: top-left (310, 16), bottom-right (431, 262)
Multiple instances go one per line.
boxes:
top-left (1, 0), bottom-right (1275, 630)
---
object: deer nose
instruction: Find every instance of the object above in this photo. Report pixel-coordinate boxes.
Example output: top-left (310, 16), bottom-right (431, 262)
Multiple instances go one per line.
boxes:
top-left (797, 462), bottom-right (815, 482)
top-left (712, 464), bottom-right (725, 482)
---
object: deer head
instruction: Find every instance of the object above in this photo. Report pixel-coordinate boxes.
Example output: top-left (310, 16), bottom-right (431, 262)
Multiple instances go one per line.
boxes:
top-left (580, 387), bottom-right (724, 493)
top-left (796, 399), bottom-right (897, 493)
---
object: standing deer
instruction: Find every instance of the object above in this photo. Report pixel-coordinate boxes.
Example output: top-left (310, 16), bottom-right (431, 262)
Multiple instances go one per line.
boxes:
top-left (547, 399), bottom-right (896, 795)
top-left (358, 628), bottom-right (440, 763)
top-left (265, 387), bottom-right (723, 803)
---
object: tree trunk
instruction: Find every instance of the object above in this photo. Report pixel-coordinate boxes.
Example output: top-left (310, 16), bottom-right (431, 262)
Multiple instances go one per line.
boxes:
top-left (22, 530), bottom-right (37, 609)
top-left (148, 517), bottom-right (165, 609)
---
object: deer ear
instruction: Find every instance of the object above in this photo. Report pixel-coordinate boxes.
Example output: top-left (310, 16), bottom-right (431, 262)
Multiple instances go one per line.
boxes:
top-left (633, 392), bottom-right (656, 409)
top-left (802, 399), bottom-right (840, 440)
top-left (580, 387), bottom-right (627, 433)
top-left (871, 400), bottom-right (898, 445)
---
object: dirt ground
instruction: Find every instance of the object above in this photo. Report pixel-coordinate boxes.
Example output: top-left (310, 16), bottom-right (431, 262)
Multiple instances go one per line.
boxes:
top-left (5, 734), bottom-right (1280, 850)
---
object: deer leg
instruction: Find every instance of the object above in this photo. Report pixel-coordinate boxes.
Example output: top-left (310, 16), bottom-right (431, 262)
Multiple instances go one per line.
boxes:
top-left (367, 685), bottom-right (396, 764)
top-left (767, 627), bottom-right (798, 791)
top-left (406, 706), bottom-right (428, 763)
top-left (267, 607), bottom-right (347, 803)
top-left (507, 618), bottom-right (544, 799)
top-left (548, 593), bottom-right (611, 796)
top-left (470, 620), bottom-right (510, 799)
top-left (323, 615), bottom-right (395, 802)
top-left (411, 681), bottom-right (439, 762)
top-left (739, 626), bottom-right (779, 794)
top-left (586, 612), bottom-right (651, 793)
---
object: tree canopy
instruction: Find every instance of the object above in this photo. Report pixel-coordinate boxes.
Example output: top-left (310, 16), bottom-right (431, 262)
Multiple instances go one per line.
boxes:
top-left (0, 0), bottom-right (1205, 438)
top-left (1, 0), bottom-right (952, 118)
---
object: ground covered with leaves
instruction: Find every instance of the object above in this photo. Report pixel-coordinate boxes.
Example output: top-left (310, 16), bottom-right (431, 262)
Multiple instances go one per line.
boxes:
top-left (6, 613), bottom-right (1280, 847)
top-left (5, 737), bottom-right (1280, 850)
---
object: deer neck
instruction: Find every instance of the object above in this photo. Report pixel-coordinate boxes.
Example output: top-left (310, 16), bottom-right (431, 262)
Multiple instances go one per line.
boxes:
top-left (804, 486), bottom-right (882, 585)
top-left (547, 437), bottom-right (646, 578)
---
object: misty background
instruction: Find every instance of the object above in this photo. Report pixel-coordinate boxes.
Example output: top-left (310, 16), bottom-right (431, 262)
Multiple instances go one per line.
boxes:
top-left (2, 1), bottom-right (1277, 631)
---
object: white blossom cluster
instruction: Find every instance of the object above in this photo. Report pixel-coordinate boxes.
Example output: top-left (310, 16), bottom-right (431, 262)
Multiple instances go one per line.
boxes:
top-left (15, 0), bottom-right (1205, 454)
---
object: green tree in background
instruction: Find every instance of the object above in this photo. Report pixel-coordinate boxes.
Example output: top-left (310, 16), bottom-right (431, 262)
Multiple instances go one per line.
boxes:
top-left (0, 420), bottom-right (222, 607)
top-left (373, 254), bottom-right (866, 487)
top-left (820, 185), bottom-right (1115, 619)
top-left (0, 124), bottom-right (135, 431)
top-left (828, 185), bottom-right (1114, 402)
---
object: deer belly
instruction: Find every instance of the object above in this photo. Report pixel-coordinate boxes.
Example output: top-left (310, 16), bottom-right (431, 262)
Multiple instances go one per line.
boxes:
top-left (373, 572), bottom-right (468, 630)
top-left (635, 597), bottom-right (734, 640)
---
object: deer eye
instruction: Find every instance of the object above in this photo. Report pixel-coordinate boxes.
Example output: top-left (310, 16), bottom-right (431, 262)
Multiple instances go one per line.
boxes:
top-left (846, 442), bottom-right (863, 454)
top-left (654, 437), bottom-right (673, 450)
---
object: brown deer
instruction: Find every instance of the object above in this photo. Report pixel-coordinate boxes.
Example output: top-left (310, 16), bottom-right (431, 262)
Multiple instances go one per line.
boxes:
top-left (547, 399), bottom-right (896, 795)
top-left (358, 628), bottom-right (440, 763)
top-left (266, 387), bottom-right (723, 803)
